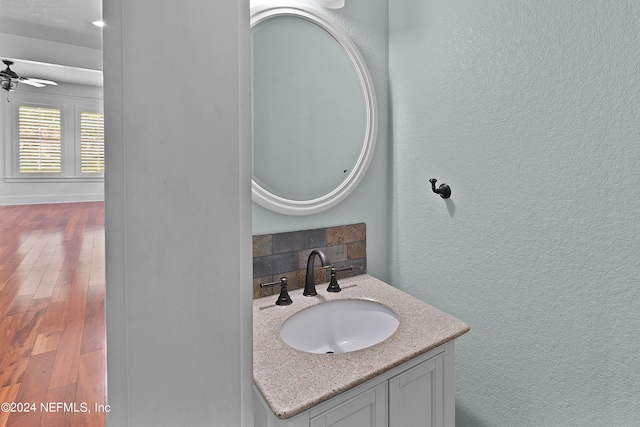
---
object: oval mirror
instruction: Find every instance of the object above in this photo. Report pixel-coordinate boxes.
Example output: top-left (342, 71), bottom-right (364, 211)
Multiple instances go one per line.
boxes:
top-left (251, 4), bottom-right (377, 215)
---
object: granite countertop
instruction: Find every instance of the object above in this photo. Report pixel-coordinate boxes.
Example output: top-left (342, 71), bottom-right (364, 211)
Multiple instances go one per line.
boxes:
top-left (253, 274), bottom-right (470, 420)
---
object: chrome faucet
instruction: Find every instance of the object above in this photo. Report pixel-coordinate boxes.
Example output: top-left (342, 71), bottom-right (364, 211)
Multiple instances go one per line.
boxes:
top-left (303, 249), bottom-right (330, 296)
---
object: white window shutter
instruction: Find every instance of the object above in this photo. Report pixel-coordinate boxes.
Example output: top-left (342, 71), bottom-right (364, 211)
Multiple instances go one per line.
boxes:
top-left (18, 106), bottom-right (62, 173)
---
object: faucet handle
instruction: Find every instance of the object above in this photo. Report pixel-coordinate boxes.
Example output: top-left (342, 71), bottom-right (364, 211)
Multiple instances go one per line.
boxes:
top-left (321, 265), bottom-right (334, 283)
top-left (326, 266), bottom-right (353, 293)
top-left (259, 277), bottom-right (283, 288)
top-left (260, 277), bottom-right (292, 306)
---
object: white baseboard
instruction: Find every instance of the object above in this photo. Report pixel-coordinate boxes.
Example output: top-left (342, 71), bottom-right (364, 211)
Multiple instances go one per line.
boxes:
top-left (0, 193), bottom-right (104, 206)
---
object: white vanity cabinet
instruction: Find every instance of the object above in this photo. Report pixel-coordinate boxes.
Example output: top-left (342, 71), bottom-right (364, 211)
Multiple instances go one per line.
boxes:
top-left (388, 350), bottom-right (446, 427)
top-left (310, 382), bottom-right (387, 427)
top-left (254, 341), bottom-right (457, 427)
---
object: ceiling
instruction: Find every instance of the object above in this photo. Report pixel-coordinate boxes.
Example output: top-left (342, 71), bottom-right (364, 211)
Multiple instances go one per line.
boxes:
top-left (0, 0), bottom-right (103, 86)
top-left (3, 57), bottom-right (103, 87)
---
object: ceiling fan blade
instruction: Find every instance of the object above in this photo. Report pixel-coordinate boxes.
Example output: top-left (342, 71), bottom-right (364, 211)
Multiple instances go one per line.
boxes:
top-left (19, 77), bottom-right (58, 88)
top-left (24, 77), bottom-right (57, 86)
top-left (19, 79), bottom-right (45, 88)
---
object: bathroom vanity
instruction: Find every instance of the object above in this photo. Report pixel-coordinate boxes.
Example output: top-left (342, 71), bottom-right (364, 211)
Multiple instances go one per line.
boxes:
top-left (250, 3), bottom-right (468, 424)
top-left (253, 275), bottom-right (469, 427)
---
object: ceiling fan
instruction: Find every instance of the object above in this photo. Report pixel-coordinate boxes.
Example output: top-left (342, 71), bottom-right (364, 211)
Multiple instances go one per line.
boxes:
top-left (1, 59), bottom-right (58, 92)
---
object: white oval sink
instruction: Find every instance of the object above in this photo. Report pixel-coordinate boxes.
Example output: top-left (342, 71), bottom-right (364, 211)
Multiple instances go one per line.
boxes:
top-left (279, 299), bottom-right (400, 354)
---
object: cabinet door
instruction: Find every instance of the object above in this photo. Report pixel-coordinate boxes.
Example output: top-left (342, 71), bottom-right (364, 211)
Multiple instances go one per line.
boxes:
top-left (388, 353), bottom-right (444, 427)
top-left (310, 383), bottom-right (387, 427)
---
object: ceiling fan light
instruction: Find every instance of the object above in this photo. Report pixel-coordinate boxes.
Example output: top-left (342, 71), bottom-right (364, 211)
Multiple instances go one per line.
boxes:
top-left (1, 61), bottom-right (19, 91)
top-left (0, 76), bottom-right (18, 92)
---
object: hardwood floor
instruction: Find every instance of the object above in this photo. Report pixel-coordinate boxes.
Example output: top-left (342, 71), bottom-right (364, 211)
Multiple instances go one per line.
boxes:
top-left (0, 202), bottom-right (106, 427)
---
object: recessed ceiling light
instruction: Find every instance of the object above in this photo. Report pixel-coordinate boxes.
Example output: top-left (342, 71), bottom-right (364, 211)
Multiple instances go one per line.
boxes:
top-left (92, 20), bottom-right (105, 28)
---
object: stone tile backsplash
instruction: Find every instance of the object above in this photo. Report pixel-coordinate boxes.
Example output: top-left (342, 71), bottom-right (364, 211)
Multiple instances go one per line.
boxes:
top-left (253, 223), bottom-right (366, 299)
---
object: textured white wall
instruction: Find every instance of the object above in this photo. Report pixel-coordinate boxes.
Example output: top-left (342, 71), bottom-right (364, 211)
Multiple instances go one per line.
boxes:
top-left (389, 1), bottom-right (640, 425)
top-left (251, 0), bottom-right (390, 281)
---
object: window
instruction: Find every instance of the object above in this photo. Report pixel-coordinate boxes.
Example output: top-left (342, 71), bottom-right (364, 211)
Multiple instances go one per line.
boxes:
top-left (5, 92), bottom-right (103, 181)
top-left (18, 106), bottom-right (62, 173)
top-left (80, 111), bottom-right (105, 173)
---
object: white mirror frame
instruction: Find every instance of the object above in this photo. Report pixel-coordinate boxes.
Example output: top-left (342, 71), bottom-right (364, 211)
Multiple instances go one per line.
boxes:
top-left (251, 3), bottom-right (378, 216)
